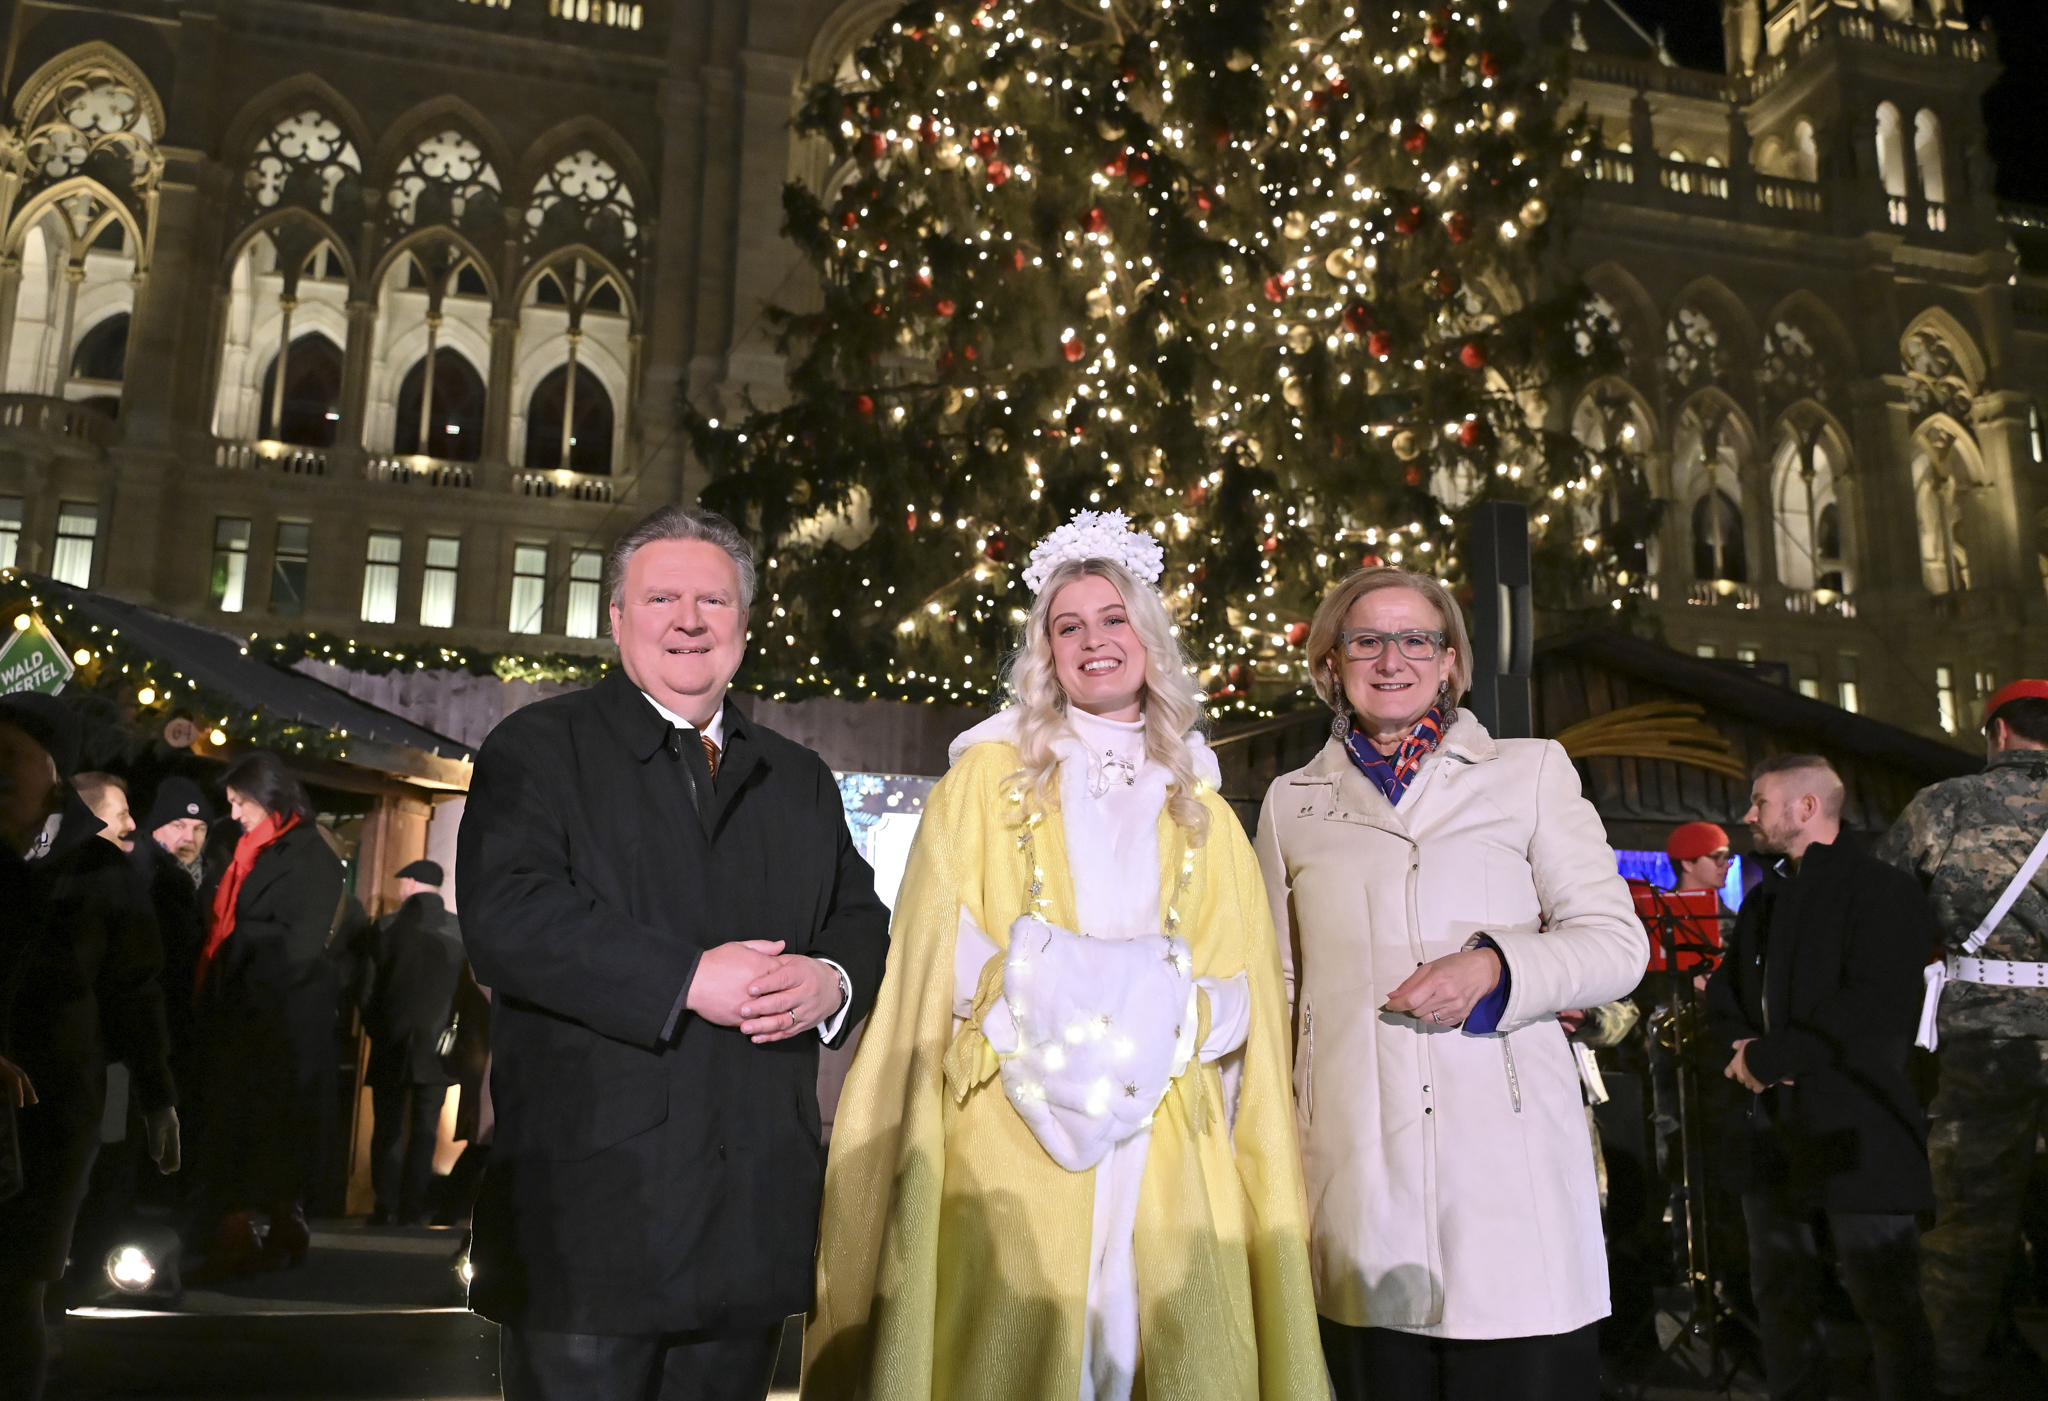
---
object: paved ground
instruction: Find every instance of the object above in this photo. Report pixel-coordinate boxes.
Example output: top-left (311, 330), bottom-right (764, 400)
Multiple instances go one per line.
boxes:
top-left (39, 1219), bottom-right (2046, 1399)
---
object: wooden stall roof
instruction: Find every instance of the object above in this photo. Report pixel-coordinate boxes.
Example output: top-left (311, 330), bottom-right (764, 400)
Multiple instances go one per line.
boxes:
top-left (1535, 628), bottom-right (1978, 851)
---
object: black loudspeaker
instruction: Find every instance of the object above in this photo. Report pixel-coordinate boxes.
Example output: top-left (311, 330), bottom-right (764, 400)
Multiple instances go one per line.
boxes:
top-left (1466, 500), bottom-right (1532, 740)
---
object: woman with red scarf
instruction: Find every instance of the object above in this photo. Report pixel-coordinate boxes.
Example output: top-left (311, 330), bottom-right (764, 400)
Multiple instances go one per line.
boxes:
top-left (1254, 568), bottom-right (1647, 1401)
top-left (188, 751), bottom-right (344, 1282)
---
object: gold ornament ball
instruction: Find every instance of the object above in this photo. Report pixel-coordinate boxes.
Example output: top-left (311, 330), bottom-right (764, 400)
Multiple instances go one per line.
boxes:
top-left (1286, 324), bottom-right (1315, 353)
top-left (1086, 286), bottom-right (1113, 318)
top-left (1282, 378), bottom-right (1306, 407)
top-left (1325, 246), bottom-right (1360, 278)
top-left (1519, 197), bottom-right (1549, 228)
top-left (935, 144), bottom-right (963, 169)
top-left (1282, 210), bottom-right (1309, 240)
top-left (1391, 429), bottom-right (1421, 461)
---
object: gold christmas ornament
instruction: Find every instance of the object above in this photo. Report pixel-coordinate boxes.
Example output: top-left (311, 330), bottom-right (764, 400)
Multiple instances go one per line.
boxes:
top-left (1097, 119), bottom-right (1125, 141)
top-left (1519, 197), bottom-right (1549, 227)
top-left (1281, 209), bottom-right (1309, 240)
top-left (1325, 246), bottom-right (1361, 278)
top-left (935, 143), bottom-right (963, 169)
top-left (1086, 286), bottom-right (1113, 318)
top-left (1226, 49), bottom-right (1255, 72)
top-left (1391, 429), bottom-right (1421, 461)
top-left (1286, 324), bottom-right (1315, 353)
top-left (1282, 378), bottom-right (1306, 407)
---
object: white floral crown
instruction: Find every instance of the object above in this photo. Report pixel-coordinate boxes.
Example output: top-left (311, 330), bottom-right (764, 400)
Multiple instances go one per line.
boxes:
top-left (1021, 509), bottom-right (1166, 594)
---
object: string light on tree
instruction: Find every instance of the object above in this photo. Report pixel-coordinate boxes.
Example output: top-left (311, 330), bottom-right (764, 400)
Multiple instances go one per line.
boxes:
top-left (689, 0), bottom-right (1628, 712)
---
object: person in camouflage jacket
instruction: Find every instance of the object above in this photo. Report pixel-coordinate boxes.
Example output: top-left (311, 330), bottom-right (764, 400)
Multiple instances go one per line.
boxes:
top-left (1877, 680), bottom-right (2048, 1399)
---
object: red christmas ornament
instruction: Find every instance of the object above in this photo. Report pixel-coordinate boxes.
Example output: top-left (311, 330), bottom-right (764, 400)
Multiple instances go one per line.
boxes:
top-left (1062, 333), bottom-right (1086, 362)
top-left (868, 301), bottom-right (885, 317)
top-left (972, 130), bottom-right (999, 158)
top-left (1120, 64), bottom-right (1138, 83)
top-left (1187, 484), bottom-right (1210, 507)
top-left (1127, 160), bottom-right (1150, 188)
top-left (1308, 90), bottom-right (1327, 113)
top-left (1393, 205), bottom-right (1422, 235)
top-left (1433, 267), bottom-right (1462, 298)
top-left (1480, 51), bottom-right (1500, 77)
top-left (1082, 206), bottom-right (1109, 235)
top-left (1402, 128), bottom-right (1428, 154)
top-left (1458, 419), bottom-right (1484, 447)
top-left (983, 532), bottom-right (1011, 562)
top-left (962, 344), bottom-right (978, 361)
top-left (1360, 552), bottom-right (1385, 568)
top-left (1213, 126), bottom-right (1232, 149)
top-left (1328, 77), bottom-right (1350, 100)
top-left (876, 237), bottom-right (888, 252)
top-left (1285, 621), bottom-right (1310, 648)
top-left (1261, 535), bottom-right (1280, 553)
top-left (1263, 272), bottom-right (1292, 303)
top-left (1459, 341), bottom-right (1487, 369)
top-left (864, 132), bottom-right (886, 160)
top-left (1447, 212), bottom-right (1472, 243)
top-left (1404, 465), bottom-right (1425, 486)
top-left (986, 159), bottom-right (1010, 187)
top-left (856, 394), bottom-right (876, 417)
top-left (1342, 301), bottom-right (1375, 335)
top-left (936, 298), bottom-right (956, 317)
top-left (1427, 24), bottom-right (1447, 48)
top-left (1104, 151), bottom-right (1128, 177)
top-left (936, 349), bottom-right (955, 373)
top-left (1368, 330), bottom-right (1393, 360)
top-left (1195, 187), bottom-right (1215, 212)
top-left (907, 508), bottom-right (919, 530)
top-left (840, 210), bottom-right (859, 228)
top-left (1013, 248), bottom-right (1026, 270)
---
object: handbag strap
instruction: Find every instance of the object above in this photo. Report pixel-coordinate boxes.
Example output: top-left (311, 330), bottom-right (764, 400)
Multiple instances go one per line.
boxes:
top-left (1962, 820), bottom-right (2048, 955)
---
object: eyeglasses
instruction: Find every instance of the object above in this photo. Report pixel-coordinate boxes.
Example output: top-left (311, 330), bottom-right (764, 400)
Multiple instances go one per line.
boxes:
top-left (1341, 628), bottom-right (1447, 663)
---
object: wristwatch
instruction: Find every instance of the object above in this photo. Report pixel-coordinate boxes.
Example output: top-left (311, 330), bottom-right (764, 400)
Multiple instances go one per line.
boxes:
top-left (828, 961), bottom-right (852, 1018)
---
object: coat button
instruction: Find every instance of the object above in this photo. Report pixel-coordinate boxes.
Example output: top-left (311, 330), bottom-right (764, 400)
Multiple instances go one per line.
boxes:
top-left (717, 1143), bottom-right (727, 1160)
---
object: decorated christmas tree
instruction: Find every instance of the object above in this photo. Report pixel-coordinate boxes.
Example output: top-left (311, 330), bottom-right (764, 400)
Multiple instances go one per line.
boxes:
top-left (690, 0), bottom-right (1625, 712)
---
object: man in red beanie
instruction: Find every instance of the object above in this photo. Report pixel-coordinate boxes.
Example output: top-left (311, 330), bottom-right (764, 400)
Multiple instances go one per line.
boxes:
top-left (1668, 821), bottom-right (1733, 899)
top-left (1879, 679), bottom-right (2048, 1398)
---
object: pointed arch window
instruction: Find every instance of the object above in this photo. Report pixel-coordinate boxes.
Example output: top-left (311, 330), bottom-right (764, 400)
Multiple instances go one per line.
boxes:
top-left (19, 60), bottom-right (160, 235)
top-left (1692, 491), bottom-right (1747, 583)
top-left (248, 110), bottom-right (363, 218)
top-left (1876, 103), bottom-right (1908, 224)
top-left (388, 130), bottom-right (501, 231)
top-left (258, 332), bottom-right (344, 446)
top-left (526, 148), bottom-right (639, 264)
top-left (395, 348), bottom-right (486, 461)
top-left (1664, 307), bottom-right (1724, 390)
top-left (1772, 418), bottom-right (1851, 594)
top-left (71, 312), bottom-right (128, 382)
top-left (525, 364), bottom-right (613, 474)
top-left (1912, 425), bottom-right (1975, 596)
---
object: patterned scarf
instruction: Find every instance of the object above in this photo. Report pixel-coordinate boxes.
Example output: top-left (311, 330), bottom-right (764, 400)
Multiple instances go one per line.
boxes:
top-left (195, 809), bottom-right (299, 1002)
top-left (1343, 704), bottom-right (1448, 806)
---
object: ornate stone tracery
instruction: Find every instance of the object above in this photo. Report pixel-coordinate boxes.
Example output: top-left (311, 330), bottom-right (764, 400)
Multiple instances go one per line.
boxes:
top-left (526, 148), bottom-right (639, 268)
top-left (1759, 319), bottom-right (1827, 408)
top-left (388, 129), bottom-right (502, 234)
top-left (248, 110), bottom-right (364, 219)
top-left (1663, 306), bottom-right (1724, 391)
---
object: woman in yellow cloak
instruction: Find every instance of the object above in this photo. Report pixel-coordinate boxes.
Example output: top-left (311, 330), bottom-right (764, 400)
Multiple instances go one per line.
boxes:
top-left (805, 511), bottom-right (1325, 1401)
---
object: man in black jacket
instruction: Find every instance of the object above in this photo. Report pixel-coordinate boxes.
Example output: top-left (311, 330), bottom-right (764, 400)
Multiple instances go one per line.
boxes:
top-left (362, 858), bottom-right (465, 1226)
top-left (458, 506), bottom-right (890, 1401)
top-left (1705, 753), bottom-right (1937, 1401)
top-left (134, 778), bottom-right (212, 1121)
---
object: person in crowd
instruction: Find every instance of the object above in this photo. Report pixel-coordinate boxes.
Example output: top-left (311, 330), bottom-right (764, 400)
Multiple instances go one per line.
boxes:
top-left (361, 858), bottom-right (465, 1227)
top-left (808, 512), bottom-right (1323, 1401)
top-left (457, 505), bottom-right (890, 1401)
top-left (1704, 754), bottom-right (1936, 1401)
top-left (72, 772), bottom-right (135, 853)
top-left (187, 750), bottom-right (345, 1282)
top-left (134, 779), bottom-right (214, 1100)
top-left (1255, 566), bottom-right (1646, 1401)
top-left (0, 696), bottom-right (177, 1401)
top-left (1878, 678), bottom-right (2048, 1400)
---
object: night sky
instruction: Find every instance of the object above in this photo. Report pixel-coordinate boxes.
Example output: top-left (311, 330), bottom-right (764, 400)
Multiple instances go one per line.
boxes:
top-left (1601, 0), bottom-right (2048, 206)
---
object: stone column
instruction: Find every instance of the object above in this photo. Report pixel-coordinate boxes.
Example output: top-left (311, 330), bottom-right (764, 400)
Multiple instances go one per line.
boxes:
top-left (337, 297), bottom-right (378, 454)
top-left (481, 313), bottom-right (518, 470)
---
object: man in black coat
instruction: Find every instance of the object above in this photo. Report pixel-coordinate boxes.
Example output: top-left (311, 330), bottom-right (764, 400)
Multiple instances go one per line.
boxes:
top-left (458, 505), bottom-right (890, 1401)
top-left (362, 858), bottom-right (465, 1225)
top-left (0, 696), bottom-right (177, 1401)
top-left (1704, 753), bottom-right (1937, 1401)
top-left (133, 779), bottom-right (213, 1123)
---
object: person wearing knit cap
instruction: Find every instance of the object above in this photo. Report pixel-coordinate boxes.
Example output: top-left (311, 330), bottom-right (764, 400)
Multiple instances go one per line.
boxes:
top-left (1878, 679), bottom-right (2048, 1398)
top-left (1667, 821), bottom-right (1732, 894)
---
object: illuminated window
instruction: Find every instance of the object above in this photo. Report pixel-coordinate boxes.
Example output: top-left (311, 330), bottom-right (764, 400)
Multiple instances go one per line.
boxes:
top-left (52, 503), bottom-right (98, 587)
top-left (1935, 665), bottom-right (1958, 734)
top-left (510, 544), bottom-right (548, 635)
top-left (0, 497), bottom-right (20, 569)
top-left (565, 549), bottom-right (604, 639)
top-left (421, 536), bottom-right (459, 628)
top-left (361, 532), bottom-right (401, 624)
top-left (212, 518), bottom-right (251, 612)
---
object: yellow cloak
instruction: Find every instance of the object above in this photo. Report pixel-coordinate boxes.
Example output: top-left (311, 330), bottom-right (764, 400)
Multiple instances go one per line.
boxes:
top-left (804, 741), bottom-right (1326, 1400)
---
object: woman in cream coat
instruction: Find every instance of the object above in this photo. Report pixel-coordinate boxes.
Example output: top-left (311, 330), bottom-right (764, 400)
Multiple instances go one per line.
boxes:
top-left (1255, 567), bottom-right (1646, 1400)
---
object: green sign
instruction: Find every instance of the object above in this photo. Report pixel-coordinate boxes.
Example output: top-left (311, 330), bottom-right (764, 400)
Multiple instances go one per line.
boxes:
top-left (0, 613), bottom-right (74, 695)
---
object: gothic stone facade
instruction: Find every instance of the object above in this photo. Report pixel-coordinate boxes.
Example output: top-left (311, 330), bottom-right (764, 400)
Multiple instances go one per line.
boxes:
top-left (0, 0), bottom-right (2041, 748)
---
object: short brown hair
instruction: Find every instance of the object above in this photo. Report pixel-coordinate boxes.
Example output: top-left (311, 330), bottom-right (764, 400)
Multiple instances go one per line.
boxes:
top-left (73, 771), bottom-right (128, 807)
top-left (1751, 752), bottom-right (1844, 818)
top-left (1304, 567), bottom-right (1474, 710)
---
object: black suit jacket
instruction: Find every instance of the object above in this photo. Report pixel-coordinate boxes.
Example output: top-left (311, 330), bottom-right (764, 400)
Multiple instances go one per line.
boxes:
top-left (456, 673), bottom-right (890, 1334)
top-left (1703, 834), bottom-right (1935, 1213)
top-left (363, 892), bottom-right (466, 1088)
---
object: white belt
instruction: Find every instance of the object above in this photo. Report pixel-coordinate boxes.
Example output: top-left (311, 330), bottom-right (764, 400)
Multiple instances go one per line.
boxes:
top-left (1949, 954), bottom-right (2048, 988)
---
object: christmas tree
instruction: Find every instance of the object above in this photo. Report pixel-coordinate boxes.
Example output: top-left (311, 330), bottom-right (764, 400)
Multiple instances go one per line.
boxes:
top-left (689, 0), bottom-right (1624, 712)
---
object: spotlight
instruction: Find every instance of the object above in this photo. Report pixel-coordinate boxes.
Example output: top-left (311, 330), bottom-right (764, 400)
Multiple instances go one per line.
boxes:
top-left (105, 1244), bottom-right (156, 1294)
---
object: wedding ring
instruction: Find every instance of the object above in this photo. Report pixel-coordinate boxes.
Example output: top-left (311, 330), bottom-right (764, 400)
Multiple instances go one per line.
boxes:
top-left (788, 1009), bottom-right (799, 1028)
top-left (1431, 1011), bottom-right (1444, 1024)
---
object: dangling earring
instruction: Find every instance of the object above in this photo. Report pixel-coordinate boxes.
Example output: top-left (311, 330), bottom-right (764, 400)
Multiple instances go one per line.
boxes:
top-left (1329, 669), bottom-right (1351, 741)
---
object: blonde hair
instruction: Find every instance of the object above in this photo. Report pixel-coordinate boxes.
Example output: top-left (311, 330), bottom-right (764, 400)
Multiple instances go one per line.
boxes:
top-left (1000, 557), bottom-right (1211, 844)
top-left (1305, 567), bottom-right (1474, 712)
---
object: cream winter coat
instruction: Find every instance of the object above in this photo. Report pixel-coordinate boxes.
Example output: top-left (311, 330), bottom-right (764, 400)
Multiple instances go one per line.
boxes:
top-left (1253, 710), bottom-right (1646, 1340)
